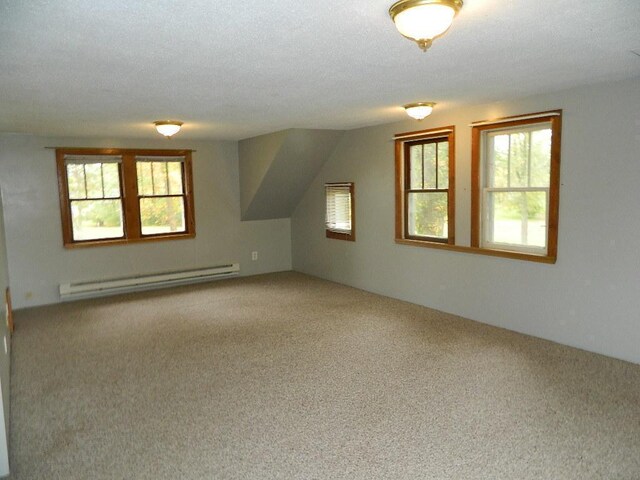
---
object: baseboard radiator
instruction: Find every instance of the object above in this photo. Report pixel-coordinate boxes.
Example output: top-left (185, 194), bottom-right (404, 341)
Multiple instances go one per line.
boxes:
top-left (59, 263), bottom-right (240, 301)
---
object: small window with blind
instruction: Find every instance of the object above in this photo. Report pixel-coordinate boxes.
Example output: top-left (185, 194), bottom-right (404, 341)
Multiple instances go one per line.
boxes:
top-left (325, 183), bottom-right (355, 241)
top-left (56, 148), bottom-right (195, 247)
top-left (395, 126), bottom-right (455, 245)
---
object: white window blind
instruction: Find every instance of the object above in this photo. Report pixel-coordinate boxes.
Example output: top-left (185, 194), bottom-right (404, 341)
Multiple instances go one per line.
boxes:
top-left (325, 183), bottom-right (352, 234)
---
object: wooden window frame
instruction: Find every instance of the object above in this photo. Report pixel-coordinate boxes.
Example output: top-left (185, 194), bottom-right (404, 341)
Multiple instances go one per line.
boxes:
top-left (395, 126), bottom-right (455, 246)
top-left (471, 110), bottom-right (562, 262)
top-left (56, 148), bottom-right (195, 248)
top-left (325, 182), bottom-right (355, 242)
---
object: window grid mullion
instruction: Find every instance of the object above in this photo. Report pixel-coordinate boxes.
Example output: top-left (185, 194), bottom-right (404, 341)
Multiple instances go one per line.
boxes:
top-left (138, 194), bottom-right (185, 199)
top-left (435, 142), bottom-right (439, 189)
top-left (421, 144), bottom-right (425, 190)
top-left (82, 164), bottom-right (88, 199)
top-left (507, 134), bottom-right (512, 189)
top-left (150, 162), bottom-right (156, 195)
top-left (165, 162), bottom-right (170, 194)
top-left (527, 131), bottom-right (532, 188)
top-left (406, 188), bottom-right (449, 194)
top-left (100, 164), bottom-right (105, 198)
top-left (485, 187), bottom-right (547, 193)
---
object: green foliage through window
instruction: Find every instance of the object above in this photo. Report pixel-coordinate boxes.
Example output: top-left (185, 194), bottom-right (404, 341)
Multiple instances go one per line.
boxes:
top-left (136, 158), bottom-right (186, 235)
top-left (58, 149), bottom-right (194, 246)
top-left (483, 124), bottom-right (552, 250)
top-left (406, 137), bottom-right (450, 241)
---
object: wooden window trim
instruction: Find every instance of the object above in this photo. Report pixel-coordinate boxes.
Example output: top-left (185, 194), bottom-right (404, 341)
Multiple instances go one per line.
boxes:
top-left (5, 288), bottom-right (13, 334)
top-left (325, 182), bottom-right (355, 242)
top-left (56, 148), bottom-right (195, 248)
top-left (471, 110), bottom-right (562, 262)
top-left (395, 126), bottom-right (455, 245)
top-left (394, 238), bottom-right (557, 264)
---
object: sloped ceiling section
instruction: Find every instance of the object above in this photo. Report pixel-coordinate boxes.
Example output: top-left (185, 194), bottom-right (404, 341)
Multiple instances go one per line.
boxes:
top-left (239, 129), bottom-right (344, 221)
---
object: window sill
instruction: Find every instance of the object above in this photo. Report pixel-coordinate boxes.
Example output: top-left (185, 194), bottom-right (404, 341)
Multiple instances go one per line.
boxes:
top-left (326, 230), bottom-right (355, 242)
top-left (394, 238), bottom-right (556, 264)
top-left (64, 232), bottom-right (196, 249)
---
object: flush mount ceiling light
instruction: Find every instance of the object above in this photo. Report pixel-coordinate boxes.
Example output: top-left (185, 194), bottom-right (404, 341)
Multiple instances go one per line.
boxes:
top-left (404, 102), bottom-right (436, 120)
top-left (153, 120), bottom-right (183, 138)
top-left (389, 0), bottom-right (463, 52)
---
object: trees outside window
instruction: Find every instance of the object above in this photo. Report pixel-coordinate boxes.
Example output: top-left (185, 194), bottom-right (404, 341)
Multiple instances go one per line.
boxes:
top-left (472, 111), bottom-right (562, 260)
top-left (395, 127), bottom-right (455, 245)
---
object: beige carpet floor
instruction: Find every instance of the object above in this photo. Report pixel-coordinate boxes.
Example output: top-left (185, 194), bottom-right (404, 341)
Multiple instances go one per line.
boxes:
top-left (8, 272), bottom-right (640, 479)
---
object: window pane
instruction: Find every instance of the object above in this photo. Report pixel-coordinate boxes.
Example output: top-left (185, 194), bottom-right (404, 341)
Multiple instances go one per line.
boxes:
top-left (326, 192), bottom-right (352, 232)
top-left (152, 162), bottom-right (169, 195)
top-left (70, 199), bottom-right (124, 241)
top-left (509, 132), bottom-right (529, 188)
top-left (102, 163), bottom-right (121, 198)
top-left (84, 163), bottom-right (104, 198)
top-left (407, 192), bottom-right (448, 239)
top-left (167, 162), bottom-right (184, 195)
top-left (140, 197), bottom-right (186, 235)
top-left (530, 129), bottom-right (552, 187)
top-left (66, 164), bottom-right (86, 199)
top-left (423, 143), bottom-right (437, 189)
top-left (136, 162), bottom-right (153, 196)
top-left (489, 134), bottom-right (509, 188)
top-left (409, 145), bottom-right (423, 189)
top-left (486, 191), bottom-right (547, 248)
top-left (437, 141), bottom-right (449, 189)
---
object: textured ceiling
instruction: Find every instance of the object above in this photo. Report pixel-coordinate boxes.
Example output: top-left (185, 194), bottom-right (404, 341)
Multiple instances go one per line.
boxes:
top-left (0, 0), bottom-right (639, 140)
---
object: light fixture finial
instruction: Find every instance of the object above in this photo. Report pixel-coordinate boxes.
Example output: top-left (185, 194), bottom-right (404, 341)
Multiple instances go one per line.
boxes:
top-left (389, 0), bottom-right (463, 52)
top-left (417, 39), bottom-right (433, 52)
top-left (154, 120), bottom-right (183, 138)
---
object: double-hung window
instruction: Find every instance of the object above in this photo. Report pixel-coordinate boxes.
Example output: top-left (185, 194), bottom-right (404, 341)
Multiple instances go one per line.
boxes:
top-left (57, 148), bottom-right (195, 247)
top-left (325, 183), bottom-right (355, 241)
top-left (395, 127), bottom-right (455, 245)
top-left (63, 155), bottom-right (125, 241)
top-left (472, 111), bottom-right (561, 259)
top-left (136, 157), bottom-right (189, 236)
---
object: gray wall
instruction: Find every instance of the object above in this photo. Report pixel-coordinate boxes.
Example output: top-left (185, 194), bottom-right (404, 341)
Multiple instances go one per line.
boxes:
top-left (0, 188), bottom-right (10, 476)
top-left (0, 134), bottom-right (292, 309)
top-left (292, 76), bottom-right (640, 365)
top-left (239, 129), bottom-right (344, 220)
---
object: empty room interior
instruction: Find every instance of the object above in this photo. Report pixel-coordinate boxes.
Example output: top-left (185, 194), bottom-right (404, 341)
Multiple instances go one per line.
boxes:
top-left (1, 1), bottom-right (639, 478)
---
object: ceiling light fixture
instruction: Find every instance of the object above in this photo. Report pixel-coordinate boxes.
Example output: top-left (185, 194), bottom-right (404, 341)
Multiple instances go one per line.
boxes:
top-left (154, 120), bottom-right (183, 138)
top-left (404, 102), bottom-right (436, 120)
top-left (389, 0), bottom-right (463, 52)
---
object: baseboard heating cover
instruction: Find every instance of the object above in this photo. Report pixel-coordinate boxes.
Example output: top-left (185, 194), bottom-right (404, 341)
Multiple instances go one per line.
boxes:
top-left (59, 263), bottom-right (240, 301)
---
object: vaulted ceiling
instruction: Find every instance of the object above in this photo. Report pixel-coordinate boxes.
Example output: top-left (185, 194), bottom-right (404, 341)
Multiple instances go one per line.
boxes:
top-left (1, 1), bottom-right (639, 140)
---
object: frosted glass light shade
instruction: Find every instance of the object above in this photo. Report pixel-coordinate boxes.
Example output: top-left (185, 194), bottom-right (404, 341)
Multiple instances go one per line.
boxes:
top-left (404, 102), bottom-right (435, 120)
top-left (390, 0), bottom-right (463, 51)
top-left (154, 121), bottom-right (183, 138)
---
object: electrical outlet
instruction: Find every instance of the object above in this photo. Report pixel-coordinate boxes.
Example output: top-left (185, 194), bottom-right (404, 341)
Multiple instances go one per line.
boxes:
top-left (251, 251), bottom-right (258, 261)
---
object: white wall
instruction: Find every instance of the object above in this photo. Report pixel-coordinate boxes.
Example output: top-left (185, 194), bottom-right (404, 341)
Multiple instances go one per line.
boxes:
top-left (0, 134), bottom-right (292, 309)
top-left (292, 76), bottom-right (640, 365)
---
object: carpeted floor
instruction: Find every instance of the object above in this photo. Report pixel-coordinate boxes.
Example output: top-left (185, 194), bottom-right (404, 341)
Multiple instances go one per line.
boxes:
top-left (8, 272), bottom-right (640, 479)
